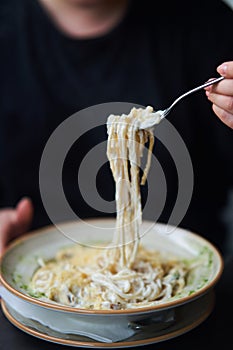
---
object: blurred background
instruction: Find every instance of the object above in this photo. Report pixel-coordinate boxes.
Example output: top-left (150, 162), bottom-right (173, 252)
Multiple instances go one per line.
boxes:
top-left (0, 0), bottom-right (232, 258)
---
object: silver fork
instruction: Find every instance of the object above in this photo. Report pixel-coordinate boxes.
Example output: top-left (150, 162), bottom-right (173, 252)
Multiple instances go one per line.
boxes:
top-left (139, 76), bottom-right (224, 129)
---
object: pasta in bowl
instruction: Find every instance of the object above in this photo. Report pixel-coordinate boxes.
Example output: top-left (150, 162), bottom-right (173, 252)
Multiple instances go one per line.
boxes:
top-left (0, 219), bottom-right (223, 346)
top-left (0, 219), bottom-right (223, 313)
top-left (27, 224), bottom-right (216, 311)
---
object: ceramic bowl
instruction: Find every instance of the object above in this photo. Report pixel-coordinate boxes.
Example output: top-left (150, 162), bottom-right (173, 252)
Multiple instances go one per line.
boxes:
top-left (0, 219), bottom-right (224, 347)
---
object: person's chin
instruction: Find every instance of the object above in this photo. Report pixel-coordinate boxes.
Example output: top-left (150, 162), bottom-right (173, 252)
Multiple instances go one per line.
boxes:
top-left (67, 0), bottom-right (110, 7)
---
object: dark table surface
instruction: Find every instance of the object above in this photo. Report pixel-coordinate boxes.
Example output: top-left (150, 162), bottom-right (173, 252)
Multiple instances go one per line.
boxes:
top-left (1, 256), bottom-right (233, 350)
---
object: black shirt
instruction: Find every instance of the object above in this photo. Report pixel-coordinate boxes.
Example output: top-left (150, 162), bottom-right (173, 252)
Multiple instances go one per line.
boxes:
top-left (0, 0), bottom-right (233, 254)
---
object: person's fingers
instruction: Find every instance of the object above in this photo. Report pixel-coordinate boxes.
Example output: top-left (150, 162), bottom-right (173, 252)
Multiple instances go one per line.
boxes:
top-left (205, 91), bottom-right (233, 115)
top-left (15, 197), bottom-right (34, 229)
top-left (0, 198), bottom-right (34, 256)
top-left (217, 61), bottom-right (233, 78)
top-left (0, 209), bottom-right (16, 256)
top-left (12, 197), bottom-right (34, 240)
top-left (212, 104), bottom-right (233, 129)
top-left (204, 78), bottom-right (233, 95)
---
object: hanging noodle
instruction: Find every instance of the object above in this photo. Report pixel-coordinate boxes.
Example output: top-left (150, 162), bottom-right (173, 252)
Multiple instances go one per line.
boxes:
top-left (30, 106), bottom-right (191, 310)
top-left (105, 106), bottom-right (155, 269)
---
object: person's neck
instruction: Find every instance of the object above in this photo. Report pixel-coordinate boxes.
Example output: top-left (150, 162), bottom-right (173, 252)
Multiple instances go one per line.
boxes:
top-left (38, 0), bottom-right (129, 39)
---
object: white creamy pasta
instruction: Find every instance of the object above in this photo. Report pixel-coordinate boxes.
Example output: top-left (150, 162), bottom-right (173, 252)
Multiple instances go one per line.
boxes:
top-left (30, 106), bottom-right (191, 310)
top-left (105, 106), bottom-right (157, 268)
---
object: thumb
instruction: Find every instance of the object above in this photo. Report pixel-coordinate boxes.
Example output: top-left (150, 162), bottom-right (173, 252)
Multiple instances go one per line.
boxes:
top-left (15, 197), bottom-right (34, 235)
top-left (0, 198), bottom-right (33, 256)
top-left (217, 61), bottom-right (233, 78)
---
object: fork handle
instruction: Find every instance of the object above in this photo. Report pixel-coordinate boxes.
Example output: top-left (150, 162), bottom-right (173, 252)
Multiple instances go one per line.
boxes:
top-left (161, 76), bottom-right (225, 119)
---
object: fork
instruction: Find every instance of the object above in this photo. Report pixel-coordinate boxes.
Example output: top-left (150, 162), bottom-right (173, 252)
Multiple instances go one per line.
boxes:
top-left (139, 76), bottom-right (224, 129)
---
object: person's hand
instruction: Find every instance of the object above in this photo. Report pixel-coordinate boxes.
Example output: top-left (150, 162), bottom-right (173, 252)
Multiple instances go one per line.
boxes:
top-left (0, 197), bottom-right (33, 256)
top-left (205, 61), bottom-right (233, 129)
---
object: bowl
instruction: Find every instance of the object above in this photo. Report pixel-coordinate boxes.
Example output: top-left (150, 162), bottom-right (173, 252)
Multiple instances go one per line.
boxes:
top-left (0, 219), bottom-right (223, 348)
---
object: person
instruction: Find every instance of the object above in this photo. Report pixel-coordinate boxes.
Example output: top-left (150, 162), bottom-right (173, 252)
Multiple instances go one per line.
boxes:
top-left (0, 0), bottom-right (233, 257)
